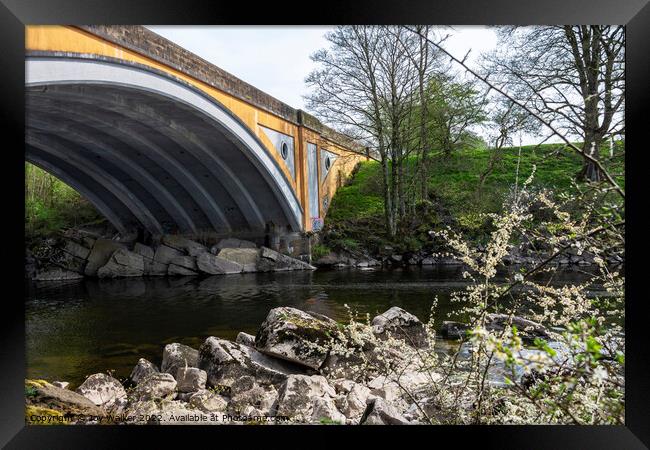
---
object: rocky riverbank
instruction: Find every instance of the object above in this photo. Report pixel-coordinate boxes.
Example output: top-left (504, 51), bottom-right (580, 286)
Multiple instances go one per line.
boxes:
top-left (26, 230), bottom-right (314, 281)
top-left (312, 233), bottom-right (624, 270)
top-left (26, 305), bottom-right (559, 425)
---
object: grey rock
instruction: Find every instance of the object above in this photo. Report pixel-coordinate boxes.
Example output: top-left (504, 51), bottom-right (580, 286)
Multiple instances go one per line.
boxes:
top-left (133, 243), bottom-right (155, 275)
top-left (198, 336), bottom-right (305, 388)
top-left (360, 397), bottom-right (411, 425)
top-left (371, 306), bottom-right (429, 349)
top-left (162, 235), bottom-right (207, 257)
top-left (176, 367), bottom-right (207, 392)
top-left (218, 247), bottom-right (260, 266)
top-left (254, 307), bottom-right (341, 370)
top-left (97, 248), bottom-right (145, 278)
top-left (337, 382), bottom-right (372, 422)
top-left (227, 379), bottom-right (278, 415)
top-left (130, 358), bottom-right (159, 385)
top-left (311, 396), bottom-right (346, 424)
top-left (75, 373), bottom-right (127, 411)
top-left (131, 372), bottom-right (177, 401)
top-left (215, 238), bottom-right (257, 250)
top-left (161, 343), bottom-right (199, 375)
top-left (188, 389), bottom-right (229, 413)
top-left (169, 255), bottom-right (198, 271)
top-left (235, 332), bottom-right (256, 347)
top-left (84, 239), bottom-right (127, 276)
top-left (33, 268), bottom-right (84, 281)
top-left (26, 379), bottom-right (106, 419)
top-left (275, 374), bottom-right (338, 422)
top-left (167, 263), bottom-right (198, 276)
top-left (196, 252), bottom-right (242, 274)
top-left (52, 381), bottom-right (70, 390)
top-left (62, 239), bottom-right (91, 260)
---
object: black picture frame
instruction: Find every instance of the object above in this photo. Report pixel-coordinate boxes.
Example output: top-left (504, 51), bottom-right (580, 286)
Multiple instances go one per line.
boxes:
top-left (2, 0), bottom-right (648, 447)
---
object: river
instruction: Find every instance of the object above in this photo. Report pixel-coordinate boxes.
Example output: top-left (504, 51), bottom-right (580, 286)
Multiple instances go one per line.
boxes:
top-left (25, 265), bottom-right (605, 387)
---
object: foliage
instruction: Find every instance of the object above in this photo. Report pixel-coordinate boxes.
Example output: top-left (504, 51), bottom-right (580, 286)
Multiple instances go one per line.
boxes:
top-left (25, 163), bottom-right (103, 241)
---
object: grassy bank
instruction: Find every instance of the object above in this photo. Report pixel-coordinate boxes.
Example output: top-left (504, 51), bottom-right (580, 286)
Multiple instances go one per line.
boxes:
top-left (322, 142), bottom-right (624, 255)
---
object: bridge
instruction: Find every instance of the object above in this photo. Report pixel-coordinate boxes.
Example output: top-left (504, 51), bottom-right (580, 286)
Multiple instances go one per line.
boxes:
top-left (25, 25), bottom-right (367, 248)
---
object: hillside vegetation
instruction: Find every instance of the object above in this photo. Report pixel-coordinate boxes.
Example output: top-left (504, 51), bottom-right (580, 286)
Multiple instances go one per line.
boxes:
top-left (321, 142), bottom-right (624, 255)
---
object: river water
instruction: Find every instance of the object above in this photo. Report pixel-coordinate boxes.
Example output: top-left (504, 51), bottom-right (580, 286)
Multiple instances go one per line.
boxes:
top-left (25, 266), bottom-right (603, 387)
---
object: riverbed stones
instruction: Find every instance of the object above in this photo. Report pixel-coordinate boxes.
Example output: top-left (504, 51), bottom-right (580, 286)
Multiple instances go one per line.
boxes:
top-left (168, 255), bottom-right (198, 276)
top-left (198, 336), bottom-right (305, 387)
top-left (25, 379), bottom-right (106, 420)
top-left (84, 239), bottom-right (127, 276)
top-left (130, 358), bottom-right (159, 385)
top-left (97, 248), bottom-right (145, 278)
top-left (336, 382), bottom-right (372, 422)
top-left (162, 235), bottom-right (207, 257)
top-left (236, 332), bottom-right (256, 347)
top-left (275, 374), bottom-right (341, 423)
top-left (218, 247), bottom-right (260, 267)
top-left (227, 377), bottom-right (279, 415)
top-left (196, 252), bottom-right (242, 274)
top-left (360, 397), bottom-right (411, 425)
top-left (255, 307), bottom-right (341, 370)
top-left (131, 372), bottom-right (177, 401)
top-left (441, 314), bottom-right (551, 344)
top-left (33, 267), bottom-right (84, 281)
top-left (176, 367), bottom-right (207, 392)
top-left (371, 306), bottom-right (429, 349)
top-left (161, 343), bottom-right (199, 375)
top-left (188, 389), bottom-right (229, 413)
top-left (75, 373), bottom-right (127, 410)
top-left (215, 238), bottom-right (257, 250)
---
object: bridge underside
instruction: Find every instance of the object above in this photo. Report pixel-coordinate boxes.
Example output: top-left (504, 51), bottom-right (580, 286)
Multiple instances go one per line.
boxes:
top-left (26, 58), bottom-right (303, 238)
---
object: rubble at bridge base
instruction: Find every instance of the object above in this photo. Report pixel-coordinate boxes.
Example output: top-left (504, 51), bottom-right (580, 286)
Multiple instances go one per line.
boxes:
top-left (27, 231), bottom-right (315, 281)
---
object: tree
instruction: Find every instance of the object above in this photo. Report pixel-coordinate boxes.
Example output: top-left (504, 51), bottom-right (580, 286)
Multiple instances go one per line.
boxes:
top-left (485, 26), bottom-right (625, 182)
top-left (305, 26), bottom-right (444, 238)
top-left (426, 74), bottom-right (488, 157)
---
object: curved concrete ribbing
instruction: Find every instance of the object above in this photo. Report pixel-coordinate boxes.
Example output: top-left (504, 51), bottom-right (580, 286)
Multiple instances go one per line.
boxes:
top-left (25, 56), bottom-right (303, 232)
top-left (25, 146), bottom-right (133, 234)
top-left (26, 93), bottom-right (229, 232)
top-left (27, 105), bottom-right (199, 234)
top-left (26, 132), bottom-right (165, 235)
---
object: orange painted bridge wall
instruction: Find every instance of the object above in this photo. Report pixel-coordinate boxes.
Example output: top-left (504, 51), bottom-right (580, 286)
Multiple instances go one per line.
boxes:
top-left (25, 25), bottom-right (367, 231)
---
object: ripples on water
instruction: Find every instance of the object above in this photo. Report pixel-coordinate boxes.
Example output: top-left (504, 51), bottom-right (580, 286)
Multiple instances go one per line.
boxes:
top-left (25, 266), bottom-right (603, 386)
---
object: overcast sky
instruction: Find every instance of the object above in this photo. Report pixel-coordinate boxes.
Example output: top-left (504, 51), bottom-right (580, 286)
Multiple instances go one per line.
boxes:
top-left (146, 26), bottom-right (548, 145)
top-left (147, 26), bottom-right (498, 110)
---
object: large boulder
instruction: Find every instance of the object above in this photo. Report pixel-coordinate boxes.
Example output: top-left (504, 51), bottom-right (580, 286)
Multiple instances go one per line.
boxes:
top-left (25, 379), bottom-right (106, 422)
top-left (441, 314), bottom-right (552, 344)
top-left (168, 255), bottom-right (199, 276)
top-left (75, 373), bottom-right (127, 411)
top-left (227, 376), bottom-right (279, 415)
top-left (162, 235), bottom-right (207, 257)
top-left (218, 248), bottom-right (260, 270)
top-left (335, 382), bottom-right (372, 423)
top-left (258, 247), bottom-right (316, 272)
top-left (131, 372), bottom-right (177, 401)
top-left (129, 358), bottom-right (159, 385)
top-left (97, 248), bottom-right (145, 278)
top-left (275, 374), bottom-right (342, 423)
top-left (371, 306), bottom-right (429, 349)
top-left (161, 343), bottom-right (199, 375)
top-left (255, 307), bottom-right (341, 370)
top-left (188, 389), bottom-right (229, 413)
top-left (198, 337), bottom-right (306, 388)
top-left (133, 243), bottom-right (155, 275)
top-left (176, 367), bottom-right (207, 393)
top-left (84, 239), bottom-right (127, 276)
top-left (360, 397), bottom-right (411, 425)
top-left (196, 252), bottom-right (242, 275)
top-left (151, 244), bottom-right (184, 276)
top-left (214, 238), bottom-right (257, 251)
top-left (235, 332), bottom-right (256, 347)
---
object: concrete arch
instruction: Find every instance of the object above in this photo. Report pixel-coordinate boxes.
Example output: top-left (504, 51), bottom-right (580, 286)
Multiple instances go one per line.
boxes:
top-left (27, 111), bottom-right (199, 234)
top-left (25, 146), bottom-right (133, 234)
top-left (25, 56), bottom-right (304, 236)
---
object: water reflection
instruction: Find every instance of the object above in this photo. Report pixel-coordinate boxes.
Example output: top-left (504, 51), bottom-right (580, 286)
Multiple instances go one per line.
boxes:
top-left (25, 266), bottom-right (603, 386)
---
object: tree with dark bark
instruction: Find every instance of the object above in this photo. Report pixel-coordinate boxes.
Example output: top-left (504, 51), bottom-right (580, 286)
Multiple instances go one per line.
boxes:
top-left (484, 26), bottom-right (625, 182)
